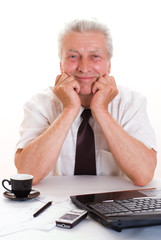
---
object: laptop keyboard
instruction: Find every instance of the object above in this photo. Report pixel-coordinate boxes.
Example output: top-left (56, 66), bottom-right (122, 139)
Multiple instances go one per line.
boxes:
top-left (89, 198), bottom-right (161, 216)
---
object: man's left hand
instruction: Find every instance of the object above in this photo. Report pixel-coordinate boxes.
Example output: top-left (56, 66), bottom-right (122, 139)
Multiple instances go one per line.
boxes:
top-left (90, 74), bottom-right (118, 116)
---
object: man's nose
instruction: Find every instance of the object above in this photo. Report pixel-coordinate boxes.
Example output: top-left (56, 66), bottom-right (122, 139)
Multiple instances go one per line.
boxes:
top-left (77, 57), bottom-right (91, 73)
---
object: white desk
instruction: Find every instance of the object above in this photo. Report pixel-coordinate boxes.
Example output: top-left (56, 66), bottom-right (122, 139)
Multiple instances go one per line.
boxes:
top-left (1, 176), bottom-right (161, 240)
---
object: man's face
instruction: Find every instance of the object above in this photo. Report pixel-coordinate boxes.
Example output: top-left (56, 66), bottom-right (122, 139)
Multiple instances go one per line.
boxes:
top-left (60, 31), bottom-right (111, 96)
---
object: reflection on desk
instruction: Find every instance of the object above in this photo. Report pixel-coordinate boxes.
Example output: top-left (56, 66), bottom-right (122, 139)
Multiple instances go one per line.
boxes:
top-left (1, 176), bottom-right (161, 240)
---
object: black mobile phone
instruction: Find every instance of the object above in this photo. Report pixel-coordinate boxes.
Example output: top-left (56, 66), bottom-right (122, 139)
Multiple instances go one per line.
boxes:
top-left (56, 209), bottom-right (88, 229)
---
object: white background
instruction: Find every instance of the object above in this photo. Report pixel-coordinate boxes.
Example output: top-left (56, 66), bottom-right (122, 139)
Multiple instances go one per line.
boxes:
top-left (0, 0), bottom-right (161, 179)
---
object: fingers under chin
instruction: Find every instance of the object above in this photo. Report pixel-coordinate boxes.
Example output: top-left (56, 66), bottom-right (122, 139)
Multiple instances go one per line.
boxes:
top-left (55, 74), bottom-right (62, 85)
top-left (92, 82), bottom-right (101, 94)
top-left (98, 75), bottom-right (115, 83)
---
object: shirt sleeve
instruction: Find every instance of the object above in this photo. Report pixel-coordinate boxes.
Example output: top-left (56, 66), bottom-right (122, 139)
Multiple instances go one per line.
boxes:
top-left (117, 88), bottom-right (157, 151)
top-left (16, 87), bottom-right (61, 151)
top-left (16, 101), bottom-right (49, 150)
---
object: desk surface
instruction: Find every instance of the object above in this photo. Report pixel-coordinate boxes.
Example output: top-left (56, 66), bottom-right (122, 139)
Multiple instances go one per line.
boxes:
top-left (1, 175), bottom-right (161, 240)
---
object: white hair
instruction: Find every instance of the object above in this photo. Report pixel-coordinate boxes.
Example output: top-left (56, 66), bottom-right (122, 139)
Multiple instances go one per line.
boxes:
top-left (58, 19), bottom-right (113, 60)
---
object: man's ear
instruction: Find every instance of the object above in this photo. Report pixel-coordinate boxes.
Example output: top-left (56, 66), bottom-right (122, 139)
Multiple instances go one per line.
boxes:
top-left (60, 62), bottom-right (63, 74)
top-left (107, 61), bottom-right (111, 74)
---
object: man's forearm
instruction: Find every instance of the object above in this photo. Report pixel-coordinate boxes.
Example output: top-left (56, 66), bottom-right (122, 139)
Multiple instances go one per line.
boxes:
top-left (15, 108), bottom-right (77, 184)
top-left (93, 110), bottom-right (157, 186)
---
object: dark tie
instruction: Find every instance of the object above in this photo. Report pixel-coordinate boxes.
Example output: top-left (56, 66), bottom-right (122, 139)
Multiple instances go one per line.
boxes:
top-left (74, 109), bottom-right (96, 175)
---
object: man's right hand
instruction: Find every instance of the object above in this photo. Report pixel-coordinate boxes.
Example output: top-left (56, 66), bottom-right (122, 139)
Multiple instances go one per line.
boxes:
top-left (15, 74), bottom-right (82, 185)
top-left (54, 73), bottom-right (81, 115)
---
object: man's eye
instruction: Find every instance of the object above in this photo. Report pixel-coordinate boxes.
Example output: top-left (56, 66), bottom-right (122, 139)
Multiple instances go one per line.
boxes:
top-left (91, 55), bottom-right (101, 61)
top-left (68, 55), bottom-right (79, 61)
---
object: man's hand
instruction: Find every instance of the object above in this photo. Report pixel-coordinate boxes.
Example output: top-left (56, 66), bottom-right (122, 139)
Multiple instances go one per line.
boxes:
top-left (54, 73), bottom-right (81, 115)
top-left (90, 74), bottom-right (118, 116)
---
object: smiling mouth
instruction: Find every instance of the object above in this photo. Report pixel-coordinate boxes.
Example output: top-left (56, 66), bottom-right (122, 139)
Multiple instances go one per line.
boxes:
top-left (75, 76), bottom-right (97, 82)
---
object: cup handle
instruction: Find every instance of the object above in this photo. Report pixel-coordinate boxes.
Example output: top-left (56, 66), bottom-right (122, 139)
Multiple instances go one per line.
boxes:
top-left (2, 179), bottom-right (12, 192)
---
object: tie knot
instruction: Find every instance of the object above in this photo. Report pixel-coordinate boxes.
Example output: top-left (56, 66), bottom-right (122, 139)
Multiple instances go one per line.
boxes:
top-left (81, 109), bottom-right (92, 121)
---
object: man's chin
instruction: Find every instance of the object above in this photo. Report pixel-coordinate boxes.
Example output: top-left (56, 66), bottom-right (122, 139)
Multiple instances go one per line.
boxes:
top-left (78, 84), bottom-right (95, 96)
top-left (79, 90), bottom-right (93, 96)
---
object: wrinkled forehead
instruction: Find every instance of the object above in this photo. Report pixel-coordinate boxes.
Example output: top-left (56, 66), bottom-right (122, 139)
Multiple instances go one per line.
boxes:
top-left (62, 31), bottom-right (108, 55)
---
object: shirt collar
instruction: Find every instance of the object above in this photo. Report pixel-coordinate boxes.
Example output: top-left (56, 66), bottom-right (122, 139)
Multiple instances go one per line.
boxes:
top-left (74, 106), bottom-right (94, 127)
top-left (74, 106), bottom-right (85, 126)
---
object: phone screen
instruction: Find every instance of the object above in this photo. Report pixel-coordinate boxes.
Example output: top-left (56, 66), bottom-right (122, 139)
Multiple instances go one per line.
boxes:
top-left (60, 213), bottom-right (79, 221)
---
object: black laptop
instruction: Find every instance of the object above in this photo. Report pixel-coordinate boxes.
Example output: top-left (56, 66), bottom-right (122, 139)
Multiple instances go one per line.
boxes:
top-left (70, 189), bottom-right (161, 231)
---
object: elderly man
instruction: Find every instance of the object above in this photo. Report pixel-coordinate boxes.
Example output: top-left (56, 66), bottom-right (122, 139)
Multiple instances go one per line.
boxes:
top-left (15, 19), bottom-right (157, 185)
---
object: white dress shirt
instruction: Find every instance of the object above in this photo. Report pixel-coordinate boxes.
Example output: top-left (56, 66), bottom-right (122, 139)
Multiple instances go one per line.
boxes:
top-left (16, 86), bottom-right (156, 176)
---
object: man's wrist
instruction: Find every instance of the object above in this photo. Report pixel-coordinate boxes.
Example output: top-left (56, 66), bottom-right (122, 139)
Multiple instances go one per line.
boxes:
top-left (91, 107), bottom-right (109, 119)
top-left (63, 105), bottom-right (80, 120)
